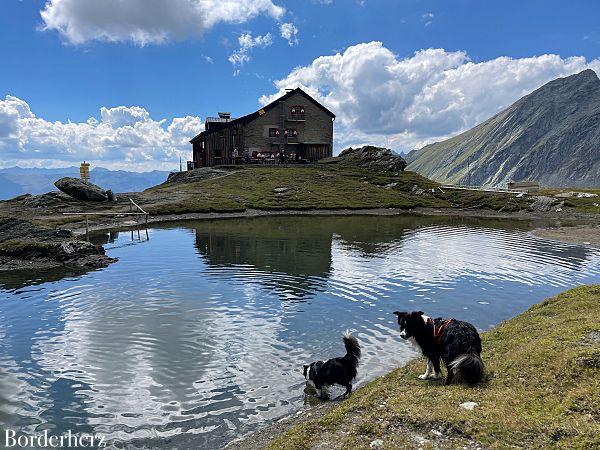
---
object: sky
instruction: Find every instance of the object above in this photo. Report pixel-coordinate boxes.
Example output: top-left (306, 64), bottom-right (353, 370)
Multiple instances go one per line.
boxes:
top-left (1, 0), bottom-right (600, 171)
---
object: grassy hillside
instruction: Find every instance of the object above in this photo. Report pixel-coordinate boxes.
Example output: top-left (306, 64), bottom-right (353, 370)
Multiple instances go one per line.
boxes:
top-left (143, 165), bottom-right (532, 215)
top-left (265, 285), bottom-right (600, 449)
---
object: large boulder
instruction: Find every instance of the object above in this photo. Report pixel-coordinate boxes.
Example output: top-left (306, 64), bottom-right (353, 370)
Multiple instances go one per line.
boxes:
top-left (336, 146), bottom-right (407, 172)
top-left (54, 177), bottom-right (108, 202)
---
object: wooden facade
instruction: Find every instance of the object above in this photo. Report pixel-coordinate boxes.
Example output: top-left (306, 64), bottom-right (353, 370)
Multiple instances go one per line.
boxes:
top-left (190, 88), bottom-right (335, 167)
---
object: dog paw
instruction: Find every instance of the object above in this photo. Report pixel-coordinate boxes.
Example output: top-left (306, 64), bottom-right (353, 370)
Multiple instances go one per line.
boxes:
top-left (418, 374), bottom-right (430, 380)
top-left (430, 373), bottom-right (443, 380)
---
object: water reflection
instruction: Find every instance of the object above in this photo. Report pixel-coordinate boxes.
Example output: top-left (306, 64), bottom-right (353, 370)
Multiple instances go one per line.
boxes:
top-left (0, 215), bottom-right (599, 449)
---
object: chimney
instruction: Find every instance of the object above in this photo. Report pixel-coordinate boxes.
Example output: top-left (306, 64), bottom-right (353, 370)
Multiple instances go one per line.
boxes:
top-left (218, 112), bottom-right (231, 120)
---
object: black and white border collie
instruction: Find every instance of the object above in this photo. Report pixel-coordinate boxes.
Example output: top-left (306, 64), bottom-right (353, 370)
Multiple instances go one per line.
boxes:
top-left (393, 311), bottom-right (484, 385)
top-left (303, 332), bottom-right (361, 398)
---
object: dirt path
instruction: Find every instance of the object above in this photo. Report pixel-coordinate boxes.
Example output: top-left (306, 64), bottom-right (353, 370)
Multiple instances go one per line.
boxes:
top-left (531, 225), bottom-right (600, 247)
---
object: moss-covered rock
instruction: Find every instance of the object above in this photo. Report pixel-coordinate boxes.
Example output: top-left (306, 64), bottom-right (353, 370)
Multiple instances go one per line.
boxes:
top-left (0, 218), bottom-right (116, 273)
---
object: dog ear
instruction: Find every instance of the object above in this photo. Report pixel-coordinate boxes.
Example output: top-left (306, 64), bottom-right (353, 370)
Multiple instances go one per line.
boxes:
top-left (303, 364), bottom-right (309, 370)
top-left (393, 311), bottom-right (407, 323)
top-left (417, 311), bottom-right (424, 315)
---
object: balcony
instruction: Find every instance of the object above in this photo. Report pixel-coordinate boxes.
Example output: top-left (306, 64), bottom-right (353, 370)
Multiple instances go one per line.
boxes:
top-left (286, 114), bottom-right (305, 122)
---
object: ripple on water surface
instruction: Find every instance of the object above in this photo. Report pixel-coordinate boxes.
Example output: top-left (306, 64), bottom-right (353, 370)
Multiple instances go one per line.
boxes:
top-left (1, 215), bottom-right (599, 448)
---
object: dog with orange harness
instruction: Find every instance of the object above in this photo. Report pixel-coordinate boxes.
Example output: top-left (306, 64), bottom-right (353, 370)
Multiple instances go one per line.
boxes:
top-left (393, 311), bottom-right (484, 385)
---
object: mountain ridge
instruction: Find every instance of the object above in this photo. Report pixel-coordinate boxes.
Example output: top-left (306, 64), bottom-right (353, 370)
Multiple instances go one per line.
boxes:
top-left (407, 69), bottom-right (600, 187)
top-left (0, 167), bottom-right (172, 200)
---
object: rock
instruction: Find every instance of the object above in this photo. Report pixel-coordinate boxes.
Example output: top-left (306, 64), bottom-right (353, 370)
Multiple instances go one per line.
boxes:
top-left (166, 168), bottom-right (229, 185)
top-left (555, 191), bottom-right (598, 198)
top-left (384, 183), bottom-right (397, 189)
top-left (459, 401), bottom-right (478, 410)
top-left (20, 191), bottom-right (73, 208)
top-left (369, 439), bottom-right (384, 448)
top-left (0, 218), bottom-right (116, 274)
top-left (411, 184), bottom-right (426, 196)
top-left (274, 187), bottom-right (290, 194)
top-left (336, 146), bottom-right (407, 172)
top-left (0, 218), bottom-right (70, 242)
top-left (54, 177), bottom-right (108, 202)
top-left (530, 196), bottom-right (556, 211)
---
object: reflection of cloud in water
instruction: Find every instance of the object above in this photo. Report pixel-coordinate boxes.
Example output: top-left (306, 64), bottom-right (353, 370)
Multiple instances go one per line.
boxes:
top-left (19, 275), bottom-right (304, 443)
top-left (332, 225), bottom-right (598, 292)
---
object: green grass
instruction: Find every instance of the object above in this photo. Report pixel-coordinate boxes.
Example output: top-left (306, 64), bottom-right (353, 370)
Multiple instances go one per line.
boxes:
top-left (266, 285), bottom-right (600, 450)
top-left (147, 166), bottom-right (533, 215)
top-left (0, 239), bottom-right (57, 256)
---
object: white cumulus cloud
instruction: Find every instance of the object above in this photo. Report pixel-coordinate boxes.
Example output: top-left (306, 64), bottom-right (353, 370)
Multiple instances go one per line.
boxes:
top-left (40, 0), bottom-right (285, 46)
top-left (0, 96), bottom-right (203, 170)
top-left (259, 42), bottom-right (600, 152)
top-left (228, 32), bottom-right (273, 68)
top-left (280, 23), bottom-right (299, 46)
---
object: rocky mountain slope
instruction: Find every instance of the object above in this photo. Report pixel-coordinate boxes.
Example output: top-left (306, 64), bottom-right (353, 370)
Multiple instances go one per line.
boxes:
top-left (407, 69), bottom-right (600, 187)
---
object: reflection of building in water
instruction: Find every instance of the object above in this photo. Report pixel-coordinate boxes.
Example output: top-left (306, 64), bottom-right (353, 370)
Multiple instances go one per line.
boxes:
top-left (191, 215), bottom-right (426, 299)
top-left (194, 217), bottom-right (335, 299)
top-left (192, 214), bottom-right (597, 298)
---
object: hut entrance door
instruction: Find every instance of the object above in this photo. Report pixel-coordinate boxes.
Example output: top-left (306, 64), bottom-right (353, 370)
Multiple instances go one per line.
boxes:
top-left (303, 144), bottom-right (331, 162)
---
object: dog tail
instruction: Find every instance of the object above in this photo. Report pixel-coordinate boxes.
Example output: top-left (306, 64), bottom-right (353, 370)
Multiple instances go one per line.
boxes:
top-left (449, 353), bottom-right (484, 385)
top-left (342, 330), bottom-right (361, 363)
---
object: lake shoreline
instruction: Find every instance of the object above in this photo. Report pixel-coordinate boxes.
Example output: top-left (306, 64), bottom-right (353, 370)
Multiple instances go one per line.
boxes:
top-left (2, 205), bottom-right (599, 277)
top-left (225, 285), bottom-right (600, 450)
top-left (74, 206), bottom-right (600, 251)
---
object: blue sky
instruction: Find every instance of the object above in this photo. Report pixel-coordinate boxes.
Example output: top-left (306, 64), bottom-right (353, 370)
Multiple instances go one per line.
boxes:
top-left (1, 0), bottom-right (599, 170)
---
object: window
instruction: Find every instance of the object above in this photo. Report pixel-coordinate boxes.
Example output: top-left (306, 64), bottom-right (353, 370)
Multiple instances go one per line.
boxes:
top-left (284, 128), bottom-right (298, 137)
top-left (269, 127), bottom-right (280, 137)
top-left (290, 105), bottom-right (305, 115)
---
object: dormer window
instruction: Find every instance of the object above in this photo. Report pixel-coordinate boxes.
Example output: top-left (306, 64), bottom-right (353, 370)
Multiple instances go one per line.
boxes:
top-left (291, 105), bottom-right (305, 115)
top-left (269, 127), bottom-right (280, 137)
top-left (284, 128), bottom-right (298, 137)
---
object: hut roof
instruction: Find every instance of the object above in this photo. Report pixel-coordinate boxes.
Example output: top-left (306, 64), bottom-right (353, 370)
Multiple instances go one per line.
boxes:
top-left (189, 88), bottom-right (335, 143)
